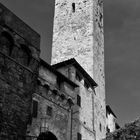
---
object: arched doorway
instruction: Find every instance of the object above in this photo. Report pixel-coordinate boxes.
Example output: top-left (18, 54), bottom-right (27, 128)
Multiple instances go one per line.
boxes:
top-left (37, 131), bottom-right (58, 140)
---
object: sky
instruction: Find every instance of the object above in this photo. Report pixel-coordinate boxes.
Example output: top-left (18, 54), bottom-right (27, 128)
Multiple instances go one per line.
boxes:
top-left (1, 0), bottom-right (140, 126)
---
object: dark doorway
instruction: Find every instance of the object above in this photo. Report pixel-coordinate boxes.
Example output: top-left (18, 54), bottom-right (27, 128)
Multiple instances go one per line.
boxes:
top-left (37, 131), bottom-right (58, 140)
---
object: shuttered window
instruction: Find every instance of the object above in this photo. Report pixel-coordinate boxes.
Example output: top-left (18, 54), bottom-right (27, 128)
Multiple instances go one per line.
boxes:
top-left (77, 133), bottom-right (82, 140)
top-left (77, 95), bottom-right (81, 107)
top-left (32, 100), bottom-right (38, 118)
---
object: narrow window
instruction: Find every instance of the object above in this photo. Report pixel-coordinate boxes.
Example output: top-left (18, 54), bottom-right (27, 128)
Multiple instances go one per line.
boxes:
top-left (32, 100), bottom-right (38, 118)
top-left (46, 106), bottom-right (53, 117)
top-left (57, 77), bottom-right (63, 89)
top-left (18, 44), bottom-right (31, 66)
top-left (77, 132), bottom-right (82, 140)
top-left (77, 95), bottom-right (81, 107)
top-left (100, 123), bottom-right (102, 132)
top-left (76, 71), bottom-right (82, 82)
top-left (72, 3), bottom-right (75, 12)
top-left (44, 84), bottom-right (49, 95)
top-left (0, 31), bottom-right (14, 55)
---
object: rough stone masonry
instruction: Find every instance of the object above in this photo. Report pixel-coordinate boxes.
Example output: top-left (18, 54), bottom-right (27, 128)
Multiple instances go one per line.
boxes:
top-left (0, 3), bottom-right (40, 137)
top-left (51, 0), bottom-right (106, 139)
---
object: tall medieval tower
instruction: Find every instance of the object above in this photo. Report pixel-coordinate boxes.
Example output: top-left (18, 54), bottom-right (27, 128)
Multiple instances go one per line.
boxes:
top-left (51, 0), bottom-right (106, 139)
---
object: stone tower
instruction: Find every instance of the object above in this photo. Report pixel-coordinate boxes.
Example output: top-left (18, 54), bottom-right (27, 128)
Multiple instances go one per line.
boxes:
top-left (51, 0), bottom-right (106, 139)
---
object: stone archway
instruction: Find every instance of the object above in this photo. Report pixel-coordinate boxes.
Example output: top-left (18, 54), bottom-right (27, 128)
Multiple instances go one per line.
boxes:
top-left (37, 131), bottom-right (58, 140)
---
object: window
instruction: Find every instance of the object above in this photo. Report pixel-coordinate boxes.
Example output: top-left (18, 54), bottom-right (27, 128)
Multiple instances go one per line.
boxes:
top-left (77, 95), bottom-right (81, 107)
top-left (77, 133), bottom-right (82, 140)
top-left (46, 106), bottom-right (52, 117)
top-left (18, 44), bottom-right (31, 66)
top-left (0, 31), bottom-right (14, 55)
top-left (32, 100), bottom-right (38, 118)
top-left (44, 84), bottom-right (49, 95)
top-left (52, 89), bottom-right (58, 97)
top-left (100, 123), bottom-right (102, 132)
top-left (57, 77), bottom-right (63, 89)
top-left (72, 3), bottom-right (75, 12)
top-left (76, 71), bottom-right (82, 82)
top-left (37, 79), bottom-right (41, 85)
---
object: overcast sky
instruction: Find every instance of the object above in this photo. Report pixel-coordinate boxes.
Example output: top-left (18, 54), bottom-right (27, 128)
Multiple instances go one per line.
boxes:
top-left (1, 0), bottom-right (140, 126)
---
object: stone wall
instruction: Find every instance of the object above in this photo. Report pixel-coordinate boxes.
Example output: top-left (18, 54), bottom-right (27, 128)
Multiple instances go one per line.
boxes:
top-left (53, 63), bottom-right (96, 140)
top-left (27, 62), bottom-right (77, 140)
top-left (104, 118), bottom-right (140, 140)
top-left (0, 3), bottom-right (40, 136)
top-left (51, 0), bottom-right (106, 139)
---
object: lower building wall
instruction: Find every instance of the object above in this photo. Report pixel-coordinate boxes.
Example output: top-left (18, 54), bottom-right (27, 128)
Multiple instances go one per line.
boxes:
top-left (94, 94), bottom-right (106, 140)
top-left (0, 53), bottom-right (37, 136)
top-left (27, 93), bottom-right (70, 140)
top-left (0, 79), bottom-right (30, 135)
top-left (72, 118), bottom-right (96, 140)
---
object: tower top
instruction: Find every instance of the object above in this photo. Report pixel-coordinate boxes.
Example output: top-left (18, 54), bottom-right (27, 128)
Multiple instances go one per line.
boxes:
top-left (51, 0), bottom-right (104, 78)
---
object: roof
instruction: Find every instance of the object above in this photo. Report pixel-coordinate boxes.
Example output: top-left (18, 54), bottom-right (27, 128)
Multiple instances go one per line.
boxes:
top-left (40, 59), bottom-right (78, 88)
top-left (106, 105), bottom-right (117, 118)
top-left (52, 58), bottom-right (98, 88)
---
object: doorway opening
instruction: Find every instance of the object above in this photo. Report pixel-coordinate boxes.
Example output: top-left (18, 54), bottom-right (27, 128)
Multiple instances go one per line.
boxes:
top-left (37, 131), bottom-right (58, 140)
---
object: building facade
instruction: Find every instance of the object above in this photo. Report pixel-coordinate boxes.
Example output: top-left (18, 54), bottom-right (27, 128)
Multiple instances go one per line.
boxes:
top-left (27, 59), bottom-right (78, 140)
top-left (0, 3), bottom-right (40, 137)
top-left (51, 0), bottom-right (106, 139)
top-left (52, 58), bottom-right (98, 140)
top-left (106, 105), bottom-right (120, 134)
top-left (0, 2), bottom-right (117, 140)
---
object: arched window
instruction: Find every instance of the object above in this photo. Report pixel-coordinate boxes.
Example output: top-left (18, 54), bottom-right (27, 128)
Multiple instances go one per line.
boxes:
top-left (17, 44), bottom-right (31, 66)
top-left (0, 31), bottom-right (14, 55)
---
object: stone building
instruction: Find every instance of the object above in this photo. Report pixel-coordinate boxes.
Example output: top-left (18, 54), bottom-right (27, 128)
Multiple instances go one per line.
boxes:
top-left (0, 1), bottom-right (119, 140)
top-left (51, 0), bottom-right (106, 139)
top-left (52, 58), bottom-right (98, 140)
top-left (27, 59), bottom-right (78, 140)
top-left (106, 105), bottom-right (120, 134)
top-left (0, 2), bottom-right (40, 138)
